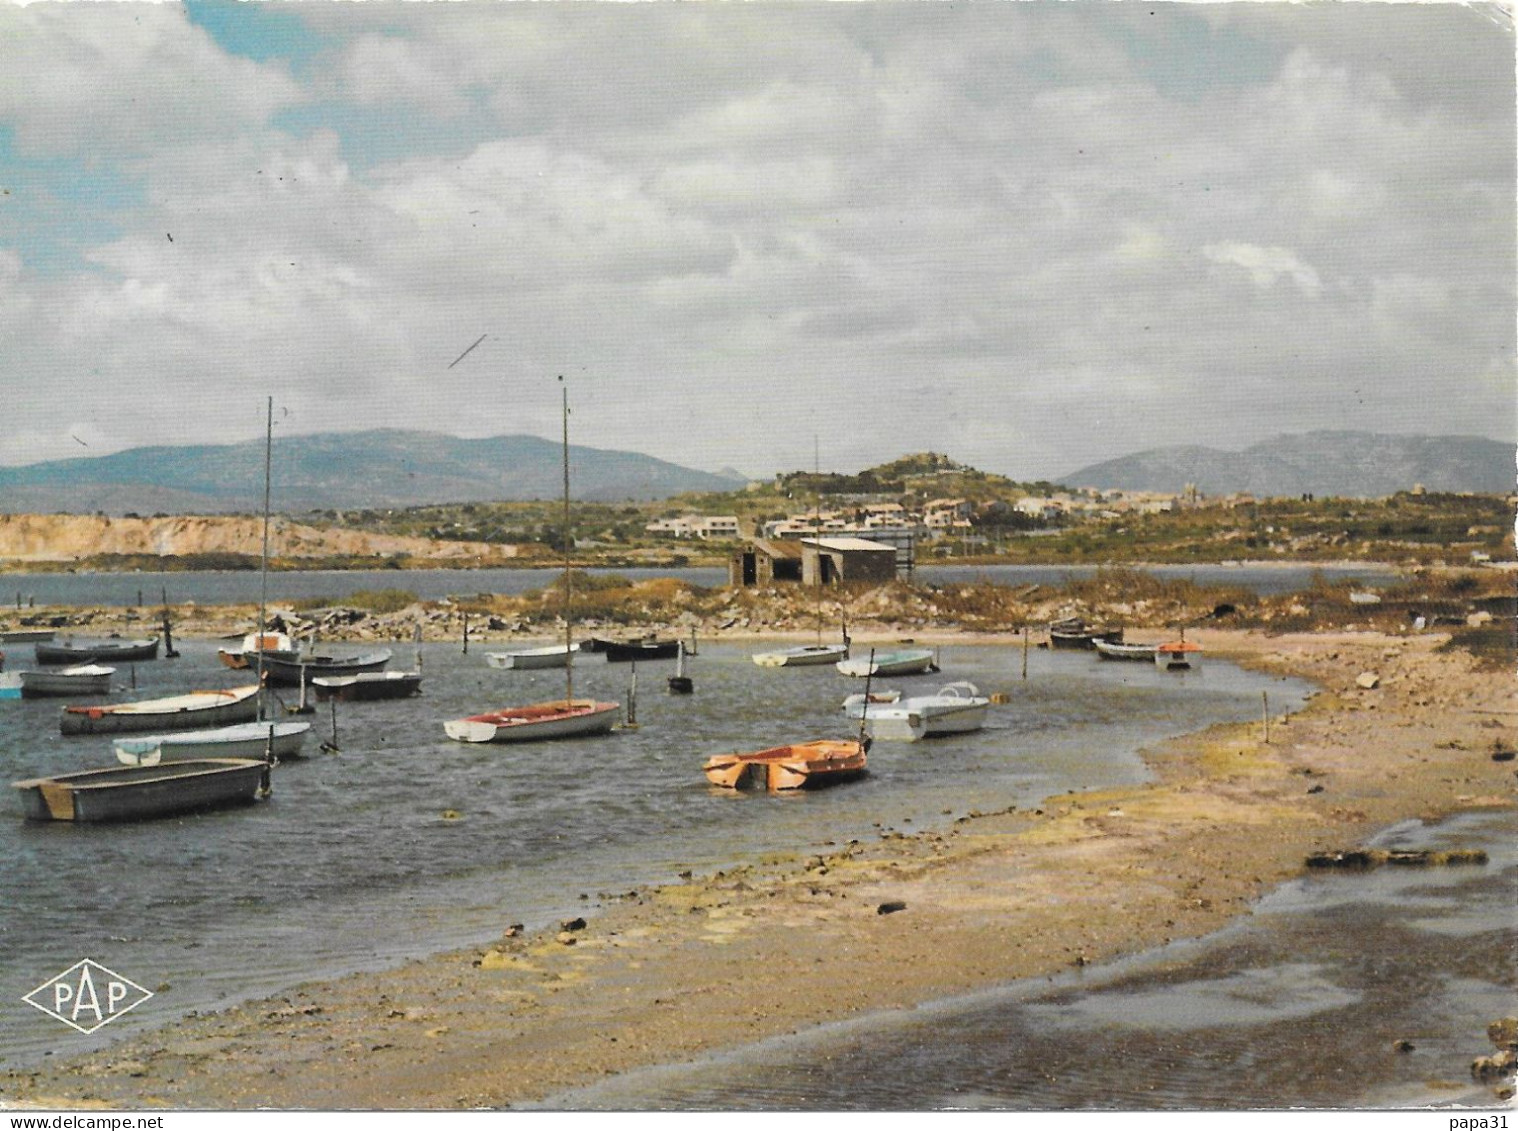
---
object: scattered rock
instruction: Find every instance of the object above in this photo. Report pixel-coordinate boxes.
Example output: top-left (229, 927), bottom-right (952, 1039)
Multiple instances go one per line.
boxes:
top-left (1471, 1049), bottom-right (1516, 1082)
top-left (1392, 1039), bottom-right (1415, 1054)
top-left (560, 917), bottom-right (587, 932)
top-left (1355, 672), bottom-right (1380, 689)
top-left (555, 932), bottom-right (578, 946)
top-left (876, 900), bottom-right (907, 915)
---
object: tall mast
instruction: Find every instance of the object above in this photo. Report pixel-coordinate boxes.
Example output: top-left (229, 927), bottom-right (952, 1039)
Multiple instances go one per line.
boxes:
top-left (256, 395), bottom-right (272, 718)
top-left (560, 376), bottom-right (573, 704)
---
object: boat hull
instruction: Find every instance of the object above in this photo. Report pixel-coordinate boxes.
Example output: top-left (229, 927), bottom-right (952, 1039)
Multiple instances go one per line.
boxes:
top-left (35, 638), bottom-right (160, 665)
top-left (866, 699), bottom-right (989, 741)
top-left (751, 644), bottom-right (849, 668)
top-left (13, 758), bottom-right (269, 823)
top-left (259, 650), bottom-right (392, 687)
top-left (19, 664), bottom-right (115, 698)
top-left (1156, 644), bottom-right (1203, 671)
top-left (1093, 639), bottom-right (1158, 662)
top-left (60, 685), bottom-right (261, 736)
top-left (312, 671), bottom-right (422, 701)
top-left (596, 639), bottom-right (680, 663)
top-left (113, 721), bottom-right (310, 765)
top-left (836, 650), bottom-right (937, 678)
top-left (485, 645), bottom-right (577, 670)
top-left (702, 739), bottom-right (868, 791)
top-left (444, 699), bottom-right (620, 743)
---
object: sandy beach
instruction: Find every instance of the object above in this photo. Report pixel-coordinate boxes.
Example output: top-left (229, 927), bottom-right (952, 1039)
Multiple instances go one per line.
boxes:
top-left (2, 622), bottom-right (1513, 1111)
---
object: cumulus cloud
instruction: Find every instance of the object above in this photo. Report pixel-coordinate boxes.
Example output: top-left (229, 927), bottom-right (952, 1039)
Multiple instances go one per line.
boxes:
top-left (1202, 242), bottom-right (1323, 298)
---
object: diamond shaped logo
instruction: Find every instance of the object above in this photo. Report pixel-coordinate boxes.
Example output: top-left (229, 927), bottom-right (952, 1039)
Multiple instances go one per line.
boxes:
top-left (24, 959), bottom-right (154, 1034)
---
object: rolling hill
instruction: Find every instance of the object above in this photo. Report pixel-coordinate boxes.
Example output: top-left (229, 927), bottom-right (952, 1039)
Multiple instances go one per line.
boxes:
top-left (0, 430), bottom-right (749, 514)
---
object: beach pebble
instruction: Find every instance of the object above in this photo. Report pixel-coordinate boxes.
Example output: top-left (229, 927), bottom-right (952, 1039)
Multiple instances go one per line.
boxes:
top-left (1355, 672), bottom-right (1380, 689)
top-left (560, 917), bottom-right (587, 932)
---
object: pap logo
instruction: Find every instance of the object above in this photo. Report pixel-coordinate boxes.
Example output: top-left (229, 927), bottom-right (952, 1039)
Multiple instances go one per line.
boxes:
top-left (24, 959), bottom-right (154, 1034)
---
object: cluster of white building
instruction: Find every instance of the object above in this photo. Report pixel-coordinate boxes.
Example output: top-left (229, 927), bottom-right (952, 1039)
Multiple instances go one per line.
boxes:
top-left (645, 489), bottom-right (1186, 544)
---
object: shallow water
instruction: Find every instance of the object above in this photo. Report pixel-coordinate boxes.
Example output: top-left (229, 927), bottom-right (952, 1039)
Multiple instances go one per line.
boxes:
top-left (0, 637), bottom-right (1305, 1070)
top-left (536, 810), bottom-right (1518, 1111)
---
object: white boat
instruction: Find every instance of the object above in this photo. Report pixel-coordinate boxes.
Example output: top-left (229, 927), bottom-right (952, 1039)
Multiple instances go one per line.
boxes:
top-left (841, 689), bottom-right (902, 718)
top-left (485, 643), bottom-right (578, 670)
top-left (114, 720), bottom-right (311, 766)
top-left (835, 649), bottom-right (937, 678)
top-left (751, 643), bottom-right (849, 668)
top-left (258, 648), bottom-right (393, 688)
top-left (856, 681), bottom-right (991, 742)
top-left (217, 631), bottom-right (296, 670)
top-left (19, 664), bottom-right (116, 698)
top-left (1093, 638), bottom-right (1158, 662)
top-left (59, 684), bottom-right (262, 736)
top-left (444, 378), bottom-right (620, 748)
top-left (444, 698), bottom-right (621, 743)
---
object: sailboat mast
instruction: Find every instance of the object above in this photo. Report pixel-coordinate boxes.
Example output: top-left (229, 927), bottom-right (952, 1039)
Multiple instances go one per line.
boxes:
top-left (560, 376), bottom-right (573, 704)
top-left (256, 396), bottom-right (272, 718)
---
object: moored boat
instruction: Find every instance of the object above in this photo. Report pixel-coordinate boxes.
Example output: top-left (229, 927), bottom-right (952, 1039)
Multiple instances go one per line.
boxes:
top-left (19, 664), bottom-right (116, 698)
top-left (217, 631), bottom-right (297, 670)
top-left (59, 685), bottom-right (261, 736)
top-left (1, 629), bottom-right (56, 644)
top-left (1048, 619), bottom-right (1123, 650)
top-left (835, 648), bottom-right (937, 678)
top-left (13, 758), bottom-right (270, 822)
top-left (1093, 638), bottom-right (1159, 662)
top-left (444, 698), bottom-right (620, 743)
top-left (594, 637), bottom-right (681, 663)
top-left (35, 637), bottom-right (160, 665)
top-left (484, 643), bottom-right (577, 670)
top-left (258, 649), bottom-right (392, 688)
top-left (856, 681), bottom-right (991, 742)
top-left (113, 720), bottom-right (311, 765)
top-left (751, 642), bottom-right (849, 668)
top-left (702, 738), bottom-right (868, 791)
top-left (1156, 638), bottom-right (1203, 671)
top-left (312, 670), bottom-right (422, 702)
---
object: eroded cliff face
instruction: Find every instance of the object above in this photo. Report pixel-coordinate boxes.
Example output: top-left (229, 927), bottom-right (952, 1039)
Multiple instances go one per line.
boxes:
top-left (0, 513), bottom-right (517, 563)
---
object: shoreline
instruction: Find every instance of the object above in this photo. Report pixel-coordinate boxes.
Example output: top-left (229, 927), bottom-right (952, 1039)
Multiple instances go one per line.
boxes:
top-left (3, 627), bottom-right (1514, 1110)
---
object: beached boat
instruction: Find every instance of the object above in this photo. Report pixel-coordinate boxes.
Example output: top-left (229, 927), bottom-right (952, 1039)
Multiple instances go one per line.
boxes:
top-left (258, 649), bottom-right (392, 688)
top-left (855, 681), bottom-right (991, 742)
top-left (59, 685), bottom-right (261, 736)
top-left (484, 643), bottom-right (577, 670)
top-left (751, 642), bottom-right (850, 668)
top-left (35, 637), bottom-right (160, 665)
top-left (1155, 638), bottom-right (1203, 672)
top-left (444, 698), bottom-right (621, 743)
top-left (113, 720), bottom-right (311, 766)
top-left (19, 664), bottom-right (115, 698)
top-left (702, 738), bottom-right (868, 791)
top-left (444, 378), bottom-right (620, 747)
top-left (216, 631), bottom-right (297, 670)
top-left (1048, 619), bottom-right (1123, 650)
top-left (13, 758), bottom-right (269, 823)
top-left (594, 637), bottom-right (681, 663)
top-left (835, 648), bottom-right (937, 678)
top-left (1093, 638), bottom-right (1159, 662)
top-left (312, 670), bottom-right (422, 702)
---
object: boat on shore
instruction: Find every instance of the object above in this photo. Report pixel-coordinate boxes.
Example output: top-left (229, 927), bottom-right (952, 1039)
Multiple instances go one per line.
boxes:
top-left (18, 664), bottom-right (116, 698)
top-left (258, 649), bottom-right (392, 688)
top-left (702, 738), bottom-right (869, 791)
top-left (59, 685), bottom-right (261, 736)
top-left (484, 643), bottom-right (577, 670)
top-left (854, 681), bottom-right (991, 742)
top-left (35, 637), bottom-right (160, 665)
top-left (312, 670), bottom-right (422, 702)
top-left (13, 758), bottom-right (270, 823)
top-left (113, 720), bottom-right (311, 766)
top-left (1093, 638), bottom-right (1159, 662)
top-left (836, 648), bottom-right (937, 678)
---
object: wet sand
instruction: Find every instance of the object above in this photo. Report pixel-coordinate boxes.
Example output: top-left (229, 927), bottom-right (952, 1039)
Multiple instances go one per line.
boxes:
top-left (4, 627), bottom-right (1514, 1110)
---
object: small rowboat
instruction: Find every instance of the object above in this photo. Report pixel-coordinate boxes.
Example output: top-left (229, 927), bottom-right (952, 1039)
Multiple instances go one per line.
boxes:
top-left (35, 637), bottom-right (160, 665)
top-left (19, 664), bottom-right (115, 698)
top-left (312, 670), bottom-right (422, 702)
top-left (1048, 620), bottom-right (1123, 650)
top-left (13, 758), bottom-right (270, 823)
top-left (836, 649), bottom-right (937, 678)
top-left (113, 720), bottom-right (311, 765)
top-left (702, 738), bottom-right (868, 792)
top-left (1093, 638), bottom-right (1158, 662)
top-left (59, 685), bottom-right (261, 736)
top-left (751, 643), bottom-right (849, 668)
top-left (485, 644), bottom-right (578, 670)
top-left (593, 637), bottom-right (681, 663)
top-left (258, 649), bottom-right (392, 688)
top-left (444, 698), bottom-right (620, 744)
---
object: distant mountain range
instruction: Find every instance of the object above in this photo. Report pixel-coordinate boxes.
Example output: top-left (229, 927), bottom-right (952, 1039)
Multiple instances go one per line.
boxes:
top-left (1063, 431), bottom-right (1514, 499)
top-left (0, 430), bottom-right (749, 514)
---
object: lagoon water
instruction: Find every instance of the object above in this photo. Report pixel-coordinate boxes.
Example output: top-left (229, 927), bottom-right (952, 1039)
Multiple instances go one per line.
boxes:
top-left (0, 636), bottom-right (1312, 1075)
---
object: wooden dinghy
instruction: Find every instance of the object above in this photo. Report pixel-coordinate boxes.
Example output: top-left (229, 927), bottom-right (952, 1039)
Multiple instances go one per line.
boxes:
top-left (312, 670), bottom-right (422, 702)
top-left (13, 758), bottom-right (270, 823)
top-left (35, 637), bottom-right (160, 665)
top-left (258, 649), bottom-right (392, 688)
top-left (1093, 638), bottom-right (1159, 662)
top-left (19, 663), bottom-right (115, 698)
top-left (444, 698), bottom-right (620, 744)
top-left (702, 738), bottom-right (868, 792)
top-left (59, 685), bottom-right (261, 736)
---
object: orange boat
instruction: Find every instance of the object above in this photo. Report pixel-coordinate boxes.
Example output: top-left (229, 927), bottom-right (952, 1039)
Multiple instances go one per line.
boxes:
top-left (702, 738), bottom-right (868, 792)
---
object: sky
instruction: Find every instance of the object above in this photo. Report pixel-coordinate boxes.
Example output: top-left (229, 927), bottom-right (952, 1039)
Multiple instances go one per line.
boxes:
top-left (0, 0), bottom-right (1513, 482)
